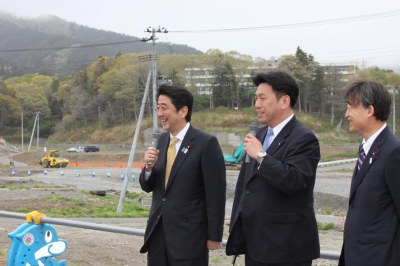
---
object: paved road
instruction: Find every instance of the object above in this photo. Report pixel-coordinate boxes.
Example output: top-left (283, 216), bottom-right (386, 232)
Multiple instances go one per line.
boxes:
top-left (1, 163), bottom-right (353, 222)
top-left (1, 165), bottom-right (354, 196)
top-left (0, 154), bottom-right (27, 167)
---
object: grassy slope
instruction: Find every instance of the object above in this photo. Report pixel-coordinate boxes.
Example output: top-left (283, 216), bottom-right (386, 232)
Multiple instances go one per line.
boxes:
top-left (9, 107), bottom-right (361, 162)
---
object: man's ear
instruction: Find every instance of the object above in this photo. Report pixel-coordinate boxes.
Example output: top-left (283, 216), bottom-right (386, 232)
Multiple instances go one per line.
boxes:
top-left (280, 95), bottom-right (291, 109)
top-left (179, 106), bottom-right (188, 119)
top-left (367, 105), bottom-right (375, 117)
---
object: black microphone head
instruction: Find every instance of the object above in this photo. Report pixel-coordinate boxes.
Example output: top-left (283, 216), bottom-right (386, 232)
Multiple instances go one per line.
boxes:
top-left (249, 122), bottom-right (259, 135)
top-left (151, 130), bottom-right (161, 147)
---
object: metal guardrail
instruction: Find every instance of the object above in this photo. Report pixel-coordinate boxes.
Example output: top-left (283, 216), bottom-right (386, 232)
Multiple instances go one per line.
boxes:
top-left (0, 211), bottom-right (144, 237)
top-left (0, 211), bottom-right (340, 261)
top-left (318, 158), bottom-right (357, 168)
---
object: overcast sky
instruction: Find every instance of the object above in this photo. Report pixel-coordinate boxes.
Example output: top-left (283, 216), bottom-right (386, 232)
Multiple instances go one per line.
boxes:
top-left (1, 0), bottom-right (400, 70)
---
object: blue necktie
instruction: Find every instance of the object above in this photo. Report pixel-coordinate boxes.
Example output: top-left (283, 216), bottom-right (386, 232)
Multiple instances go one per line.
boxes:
top-left (263, 128), bottom-right (274, 151)
top-left (357, 144), bottom-right (366, 173)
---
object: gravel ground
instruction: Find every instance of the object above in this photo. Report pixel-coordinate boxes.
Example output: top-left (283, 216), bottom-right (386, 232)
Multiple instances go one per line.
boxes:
top-left (0, 219), bottom-right (341, 266)
top-left (0, 180), bottom-right (342, 266)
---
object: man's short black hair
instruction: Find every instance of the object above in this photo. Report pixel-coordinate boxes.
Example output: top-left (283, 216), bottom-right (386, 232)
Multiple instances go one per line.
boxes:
top-left (344, 80), bottom-right (391, 121)
top-left (252, 71), bottom-right (299, 107)
top-left (157, 84), bottom-right (193, 122)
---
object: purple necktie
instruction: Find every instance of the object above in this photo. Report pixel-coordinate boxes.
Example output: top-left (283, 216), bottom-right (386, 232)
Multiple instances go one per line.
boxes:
top-left (357, 144), bottom-right (366, 172)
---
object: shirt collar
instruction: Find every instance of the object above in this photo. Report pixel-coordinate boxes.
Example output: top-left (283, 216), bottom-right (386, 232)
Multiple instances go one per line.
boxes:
top-left (269, 113), bottom-right (294, 139)
top-left (362, 123), bottom-right (386, 155)
top-left (170, 122), bottom-right (190, 142)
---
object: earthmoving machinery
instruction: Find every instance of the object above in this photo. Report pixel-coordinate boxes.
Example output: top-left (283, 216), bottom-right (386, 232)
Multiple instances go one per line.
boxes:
top-left (39, 149), bottom-right (69, 168)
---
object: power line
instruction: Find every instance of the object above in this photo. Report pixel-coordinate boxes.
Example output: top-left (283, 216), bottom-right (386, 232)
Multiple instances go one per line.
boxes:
top-left (169, 10), bottom-right (400, 33)
top-left (0, 39), bottom-right (146, 53)
top-left (316, 45), bottom-right (400, 56)
top-left (319, 51), bottom-right (400, 63)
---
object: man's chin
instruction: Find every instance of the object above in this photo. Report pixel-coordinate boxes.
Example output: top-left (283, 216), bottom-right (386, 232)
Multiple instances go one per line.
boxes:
top-left (257, 117), bottom-right (266, 124)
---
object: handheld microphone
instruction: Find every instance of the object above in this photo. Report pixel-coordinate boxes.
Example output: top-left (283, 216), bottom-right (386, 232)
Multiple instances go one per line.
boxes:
top-left (245, 122), bottom-right (259, 163)
top-left (147, 130), bottom-right (161, 166)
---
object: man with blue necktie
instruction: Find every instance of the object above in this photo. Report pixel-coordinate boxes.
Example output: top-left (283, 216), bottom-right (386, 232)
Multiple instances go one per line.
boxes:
top-left (339, 80), bottom-right (400, 266)
top-left (226, 71), bottom-right (321, 265)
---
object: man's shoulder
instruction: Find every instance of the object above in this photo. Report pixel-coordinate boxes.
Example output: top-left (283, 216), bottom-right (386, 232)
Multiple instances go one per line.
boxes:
top-left (189, 126), bottom-right (216, 140)
top-left (382, 129), bottom-right (400, 148)
top-left (295, 121), bottom-right (314, 133)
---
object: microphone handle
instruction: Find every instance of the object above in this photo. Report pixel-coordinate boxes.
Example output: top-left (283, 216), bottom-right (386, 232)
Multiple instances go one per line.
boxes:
top-left (245, 126), bottom-right (258, 164)
top-left (147, 137), bottom-right (160, 166)
top-left (245, 153), bottom-right (251, 163)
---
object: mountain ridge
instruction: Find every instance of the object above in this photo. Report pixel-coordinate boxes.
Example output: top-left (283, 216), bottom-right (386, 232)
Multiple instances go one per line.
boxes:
top-left (0, 11), bottom-right (202, 76)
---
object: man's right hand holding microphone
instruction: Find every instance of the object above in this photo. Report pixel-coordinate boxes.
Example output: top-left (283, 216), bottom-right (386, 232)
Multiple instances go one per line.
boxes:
top-left (144, 130), bottom-right (161, 172)
top-left (144, 147), bottom-right (159, 172)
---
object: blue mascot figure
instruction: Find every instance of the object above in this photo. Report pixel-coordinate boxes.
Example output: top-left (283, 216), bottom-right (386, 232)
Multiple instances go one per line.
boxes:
top-left (7, 211), bottom-right (67, 266)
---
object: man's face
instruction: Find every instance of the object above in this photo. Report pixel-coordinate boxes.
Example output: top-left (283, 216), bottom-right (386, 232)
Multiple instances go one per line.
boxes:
top-left (157, 95), bottom-right (187, 135)
top-left (345, 101), bottom-right (370, 134)
top-left (254, 83), bottom-right (284, 127)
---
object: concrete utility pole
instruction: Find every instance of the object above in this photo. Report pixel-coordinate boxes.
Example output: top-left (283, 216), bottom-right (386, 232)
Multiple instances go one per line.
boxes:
top-left (117, 72), bottom-right (152, 213)
top-left (144, 26), bottom-right (168, 132)
top-left (390, 87), bottom-right (398, 134)
top-left (37, 112), bottom-right (40, 149)
top-left (28, 112), bottom-right (39, 152)
top-left (117, 27), bottom-right (167, 213)
top-left (331, 89), bottom-right (335, 126)
top-left (21, 112), bottom-right (24, 151)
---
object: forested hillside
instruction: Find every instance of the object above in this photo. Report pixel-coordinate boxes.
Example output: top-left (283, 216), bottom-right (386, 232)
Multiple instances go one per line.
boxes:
top-left (1, 46), bottom-right (400, 145)
top-left (0, 12), bottom-right (201, 76)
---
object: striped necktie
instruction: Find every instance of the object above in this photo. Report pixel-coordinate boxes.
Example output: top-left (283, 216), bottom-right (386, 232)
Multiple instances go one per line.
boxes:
top-left (357, 144), bottom-right (366, 173)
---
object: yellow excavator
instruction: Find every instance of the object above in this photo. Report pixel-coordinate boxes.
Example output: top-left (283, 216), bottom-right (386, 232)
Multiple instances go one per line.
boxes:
top-left (39, 149), bottom-right (69, 168)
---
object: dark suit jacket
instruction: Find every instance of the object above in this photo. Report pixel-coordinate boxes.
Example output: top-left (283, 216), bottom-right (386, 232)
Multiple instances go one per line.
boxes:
top-left (226, 116), bottom-right (320, 264)
top-left (339, 127), bottom-right (400, 266)
top-left (139, 125), bottom-right (226, 260)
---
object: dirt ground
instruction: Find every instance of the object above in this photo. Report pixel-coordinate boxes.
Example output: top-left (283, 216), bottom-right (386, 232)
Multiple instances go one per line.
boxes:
top-left (1, 218), bottom-right (342, 266)
top-left (0, 182), bottom-right (342, 266)
top-left (0, 148), bottom-right (342, 266)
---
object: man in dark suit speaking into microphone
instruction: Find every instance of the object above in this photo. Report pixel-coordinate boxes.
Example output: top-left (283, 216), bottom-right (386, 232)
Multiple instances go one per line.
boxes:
top-left (139, 84), bottom-right (226, 266)
top-left (226, 71), bottom-right (321, 265)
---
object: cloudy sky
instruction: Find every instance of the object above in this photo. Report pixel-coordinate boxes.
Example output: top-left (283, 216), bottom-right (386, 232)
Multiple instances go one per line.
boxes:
top-left (1, 0), bottom-right (400, 70)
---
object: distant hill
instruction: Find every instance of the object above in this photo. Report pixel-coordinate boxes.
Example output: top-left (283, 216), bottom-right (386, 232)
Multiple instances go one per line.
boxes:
top-left (0, 12), bottom-right (202, 76)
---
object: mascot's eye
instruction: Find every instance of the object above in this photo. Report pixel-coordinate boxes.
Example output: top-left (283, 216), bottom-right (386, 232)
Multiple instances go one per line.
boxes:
top-left (45, 230), bottom-right (53, 243)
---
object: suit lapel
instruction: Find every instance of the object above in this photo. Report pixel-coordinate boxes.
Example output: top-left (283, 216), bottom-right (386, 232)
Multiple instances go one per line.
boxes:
top-left (243, 126), bottom-right (267, 184)
top-left (165, 126), bottom-right (196, 190)
top-left (266, 117), bottom-right (296, 155)
top-left (349, 128), bottom-right (387, 202)
top-left (157, 133), bottom-right (169, 188)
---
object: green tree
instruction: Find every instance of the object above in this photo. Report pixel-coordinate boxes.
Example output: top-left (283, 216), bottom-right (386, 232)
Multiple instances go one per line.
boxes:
top-left (62, 69), bottom-right (92, 127)
top-left (0, 93), bottom-right (21, 127)
top-left (211, 51), bottom-right (239, 108)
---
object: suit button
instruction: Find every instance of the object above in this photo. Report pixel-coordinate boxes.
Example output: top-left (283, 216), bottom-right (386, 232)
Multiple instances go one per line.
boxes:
top-left (162, 197), bottom-right (167, 202)
top-left (245, 190), bottom-right (250, 195)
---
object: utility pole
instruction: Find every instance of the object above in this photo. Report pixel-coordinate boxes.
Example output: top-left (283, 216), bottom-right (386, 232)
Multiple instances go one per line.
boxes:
top-left (117, 71), bottom-right (152, 213)
top-left (37, 112), bottom-right (40, 149)
top-left (144, 26), bottom-right (168, 131)
top-left (116, 27), bottom-right (167, 213)
top-left (330, 89), bottom-right (335, 126)
top-left (391, 87), bottom-right (398, 134)
top-left (98, 107), bottom-right (101, 129)
top-left (21, 112), bottom-right (24, 151)
top-left (28, 112), bottom-right (39, 152)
